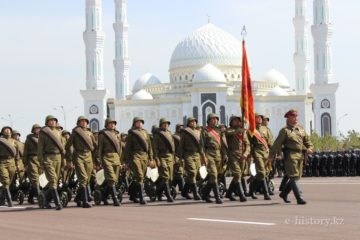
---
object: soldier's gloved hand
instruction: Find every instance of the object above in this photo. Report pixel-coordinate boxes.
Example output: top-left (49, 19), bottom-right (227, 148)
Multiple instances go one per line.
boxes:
top-left (149, 160), bottom-right (156, 169)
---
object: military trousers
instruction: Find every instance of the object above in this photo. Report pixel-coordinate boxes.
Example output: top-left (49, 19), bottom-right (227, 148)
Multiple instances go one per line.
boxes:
top-left (129, 152), bottom-right (148, 183)
top-left (228, 155), bottom-right (246, 182)
top-left (0, 158), bottom-right (16, 188)
top-left (102, 153), bottom-right (121, 187)
top-left (284, 158), bottom-right (303, 180)
top-left (28, 156), bottom-right (42, 188)
top-left (74, 152), bottom-right (93, 188)
top-left (205, 149), bottom-right (221, 184)
top-left (183, 152), bottom-right (201, 184)
top-left (158, 153), bottom-right (174, 183)
top-left (43, 154), bottom-right (62, 190)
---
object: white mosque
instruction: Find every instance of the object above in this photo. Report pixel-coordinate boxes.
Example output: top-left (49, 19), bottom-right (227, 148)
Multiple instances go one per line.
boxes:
top-left (81, 0), bottom-right (338, 137)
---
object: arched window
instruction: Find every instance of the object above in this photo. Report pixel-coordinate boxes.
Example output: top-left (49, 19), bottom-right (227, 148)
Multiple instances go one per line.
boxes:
top-left (321, 113), bottom-right (331, 136)
top-left (193, 106), bottom-right (198, 120)
top-left (89, 118), bottom-right (99, 133)
top-left (220, 105), bottom-right (226, 125)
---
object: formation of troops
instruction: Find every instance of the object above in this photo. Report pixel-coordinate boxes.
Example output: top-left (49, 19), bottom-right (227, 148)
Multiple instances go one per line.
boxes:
top-left (0, 109), bottom-right (325, 210)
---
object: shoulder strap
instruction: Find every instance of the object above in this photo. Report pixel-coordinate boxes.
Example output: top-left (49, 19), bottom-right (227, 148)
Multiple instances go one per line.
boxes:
top-left (129, 129), bottom-right (149, 152)
top-left (41, 127), bottom-right (64, 154)
top-left (157, 130), bottom-right (175, 153)
top-left (101, 130), bottom-right (121, 155)
top-left (182, 127), bottom-right (201, 145)
top-left (0, 138), bottom-right (16, 157)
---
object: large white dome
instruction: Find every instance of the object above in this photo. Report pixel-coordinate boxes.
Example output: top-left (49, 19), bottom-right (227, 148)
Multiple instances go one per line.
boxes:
top-left (132, 73), bottom-right (161, 92)
top-left (169, 23), bottom-right (242, 70)
top-left (193, 64), bottom-right (227, 87)
top-left (260, 68), bottom-right (290, 88)
top-left (131, 89), bottom-right (153, 100)
top-left (266, 86), bottom-right (289, 96)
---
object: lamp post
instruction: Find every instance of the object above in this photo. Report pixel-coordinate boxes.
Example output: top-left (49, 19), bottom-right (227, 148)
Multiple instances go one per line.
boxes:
top-left (53, 106), bottom-right (78, 130)
top-left (0, 114), bottom-right (23, 127)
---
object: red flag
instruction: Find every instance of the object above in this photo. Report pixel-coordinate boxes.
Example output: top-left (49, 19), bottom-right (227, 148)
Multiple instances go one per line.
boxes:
top-left (241, 40), bottom-right (256, 136)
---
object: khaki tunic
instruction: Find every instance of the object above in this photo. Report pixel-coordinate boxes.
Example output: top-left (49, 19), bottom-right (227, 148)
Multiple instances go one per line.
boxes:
top-left (23, 134), bottom-right (42, 187)
top-left (270, 124), bottom-right (313, 180)
top-left (123, 128), bottom-right (152, 183)
top-left (97, 129), bottom-right (121, 187)
top-left (153, 129), bottom-right (175, 182)
top-left (0, 137), bottom-right (19, 188)
top-left (224, 128), bottom-right (250, 181)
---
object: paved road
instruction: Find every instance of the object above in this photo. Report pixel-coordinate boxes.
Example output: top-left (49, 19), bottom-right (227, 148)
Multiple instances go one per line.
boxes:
top-left (1, 177), bottom-right (359, 240)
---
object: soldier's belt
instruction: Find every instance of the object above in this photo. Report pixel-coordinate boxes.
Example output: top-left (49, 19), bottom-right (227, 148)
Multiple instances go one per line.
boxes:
top-left (75, 149), bottom-right (91, 154)
top-left (27, 153), bottom-right (38, 157)
top-left (44, 151), bottom-right (61, 155)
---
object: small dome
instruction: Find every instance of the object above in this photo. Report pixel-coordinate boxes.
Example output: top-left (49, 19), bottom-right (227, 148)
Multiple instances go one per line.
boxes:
top-left (266, 86), bottom-right (289, 96)
top-left (132, 73), bottom-right (161, 92)
top-left (260, 68), bottom-right (290, 88)
top-left (131, 89), bottom-right (153, 100)
top-left (193, 64), bottom-right (227, 87)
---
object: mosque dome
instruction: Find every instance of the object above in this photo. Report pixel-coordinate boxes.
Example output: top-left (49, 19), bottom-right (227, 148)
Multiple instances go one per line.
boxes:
top-left (193, 64), bottom-right (227, 87)
top-left (266, 86), bottom-right (289, 96)
top-left (131, 89), bottom-right (153, 100)
top-left (169, 23), bottom-right (243, 70)
top-left (132, 73), bottom-right (161, 92)
top-left (260, 68), bottom-right (290, 88)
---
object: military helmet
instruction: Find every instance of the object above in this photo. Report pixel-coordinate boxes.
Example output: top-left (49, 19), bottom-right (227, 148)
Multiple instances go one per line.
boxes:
top-left (255, 112), bottom-right (264, 118)
top-left (56, 123), bottom-right (63, 130)
top-left (105, 118), bottom-right (117, 127)
top-left (263, 115), bottom-right (270, 121)
top-left (207, 113), bottom-right (219, 123)
top-left (186, 117), bottom-right (198, 126)
top-left (175, 124), bottom-right (184, 128)
top-left (229, 115), bottom-right (242, 126)
top-left (31, 124), bottom-right (41, 133)
top-left (45, 115), bottom-right (58, 125)
top-left (132, 117), bottom-right (144, 125)
top-left (62, 130), bottom-right (70, 136)
top-left (151, 125), bottom-right (158, 134)
top-left (11, 130), bottom-right (21, 137)
top-left (77, 115), bottom-right (89, 124)
top-left (1, 126), bottom-right (13, 134)
top-left (159, 118), bottom-right (171, 126)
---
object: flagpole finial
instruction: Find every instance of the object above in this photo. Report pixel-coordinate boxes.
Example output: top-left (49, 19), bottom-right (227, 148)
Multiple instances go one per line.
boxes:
top-left (241, 25), bottom-right (247, 40)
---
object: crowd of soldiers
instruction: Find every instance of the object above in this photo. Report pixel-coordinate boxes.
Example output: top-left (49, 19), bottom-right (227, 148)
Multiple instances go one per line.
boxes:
top-left (0, 109), bottom-right (315, 210)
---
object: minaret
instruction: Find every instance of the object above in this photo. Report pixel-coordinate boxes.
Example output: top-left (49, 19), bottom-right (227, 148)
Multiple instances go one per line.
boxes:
top-left (293, 0), bottom-right (310, 93)
top-left (310, 0), bottom-right (338, 137)
top-left (113, 0), bottom-right (130, 99)
top-left (81, 0), bottom-right (109, 132)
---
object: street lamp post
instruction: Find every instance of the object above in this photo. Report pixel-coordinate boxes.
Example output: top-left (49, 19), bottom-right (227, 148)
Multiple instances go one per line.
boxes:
top-left (0, 114), bottom-right (23, 127)
top-left (53, 106), bottom-right (78, 130)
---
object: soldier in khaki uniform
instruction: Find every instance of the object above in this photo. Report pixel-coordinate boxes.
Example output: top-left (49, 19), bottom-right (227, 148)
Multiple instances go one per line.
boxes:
top-left (37, 115), bottom-right (65, 210)
top-left (61, 130), bottom-right (73, 187)
top-left (201, 113), bottom-right (224, 204)
top-left (248, 113), bottom-right (272, 200)
top-left (0, 126), bottom-right (19, 207)
top-left (153, 118), bottom-right (175, 202)
top-left (224, 116), bottom-right (250, 202)
top-left (172, 124), bottom-right (184, 192)
top-left (65, 116), bottom-right (96, 208)
top-left (268, 109), bottom-right (313, 204)
top-left (123, 117), bottom-right (154, 205)
top-left (11, 130), bottom-right (25, 184)
top-left (23, 124), bottom-right (42, 204)
top-left (180, 117), bottom-right (203, 200)
top-left (97, 118), bottom-right (122, 207)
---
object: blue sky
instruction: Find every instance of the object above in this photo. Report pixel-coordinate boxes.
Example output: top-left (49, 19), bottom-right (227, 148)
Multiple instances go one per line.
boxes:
top-left (0, 0), bottom-right (359, 138)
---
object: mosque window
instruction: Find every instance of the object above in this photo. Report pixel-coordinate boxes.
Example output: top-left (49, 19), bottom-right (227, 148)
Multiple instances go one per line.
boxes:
top-left (238, 74), bottom-right (240, 79)
top-left (231, 74), bottom-right (234, 79)
top-left (224, 74), bottom-right (227, 79)
top-left (89, 119), bottom-right (99, 132)
top-left (185, 75), bottom-right (188, 80)
top-left (180, 76), bottom-right (182, 81)
top-left (321, 113), bottom-right (331, 136)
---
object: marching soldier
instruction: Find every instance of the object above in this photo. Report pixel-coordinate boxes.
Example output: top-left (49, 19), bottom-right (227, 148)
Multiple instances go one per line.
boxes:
top-left (201, 113), bottom-right (225, 204)
top-left (37, 115), bottom-right (65, 210)
top-left (153, 118), bottom-right (175, 202)
top-left (23, 124), bottom-right (42, 204)
top-left (61, 130), bottom-right (73, 189)
top-left (123, 117), bottom-right (154, 205)
top-left (97, 118), bottom-right (122, 206)
top-left (180, 117), bottom-right (203, 200)
top-left (248, 113), bottom-right (272, 200)
top-left (65, 116), bottom-right (96, 208)
top-left (11, 130), bottom-right (25, 184)
top-left (224, 116), bottom-right (250, 202)
top-left (0, 126), bottom-right (19, 207)
top-left (172, 124), bottom-right (184, 192)
top-left (268, 109), bottom-right (313, 205)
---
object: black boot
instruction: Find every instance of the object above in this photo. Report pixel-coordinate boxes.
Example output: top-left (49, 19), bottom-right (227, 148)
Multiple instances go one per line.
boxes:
top-left (219, 174), bottom-right (227, 193)
top-left (267, 178), bottom-right (274, 196)
top-left (28, 187), bottom-right (35, 204)
top-left (102, 186), bottom-right (109, 205)
top-left (4, 187), bottom-right (13, 207)
top-left (279, 175), bottom-right (289, 192)
top-left (201, 183), bottom-right (212, 203)
top-left (213, 183), bottom-right (223, 204)
top-left (225, 181), bottom-right (236, 201)
top-left (234, 181), bottom-right (247, 202)
top-left (74, 189), bottom-right (82, 207)
top-left (138, 183), bottom-right (147, 205)
top-left (82, 187), bottom-right (92, 208)
top-left (129, 182), bottom-right (139, 203)
top-left (87, 184), bottom-right (93, 202)
top-left (262, 180), bottom-right (271, 200)
top-left (241, 177), bottom-right (249, 196)
top-left (279, 180), bottom-right (292, 203)
top-left (156, 180), bottom-right (165, 201)
top-left (178, 177), bottom-right (185, 192)
top-left (292, 180), bottom-right (306, 205)
top-left (164, 182), bottom-right (174, 202)
top-left (249, 179), bottom-right (259, 199)
top-left (110, 186), bottom-right (120, 207)
top-left (191, 184), bottom-right (201, 200)
top-left (44, 189), bottom-right (52, 209)
top-left (181, 183), bottom-right (192, 199)
top-left (51, 189), bottom-right (63, 211)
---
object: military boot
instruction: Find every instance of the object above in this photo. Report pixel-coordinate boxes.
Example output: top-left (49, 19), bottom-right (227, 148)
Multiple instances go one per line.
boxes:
top-left (262, 180), bottom-right (271, 200)
top-left (110, 186), bottom-right (120, 207)
top-left (164, 182), bottom-right (174, 202)
top-left (225, 180), bottom-right (236, 201)
top-left (267, 178), bottom-right (274, 196)
top-left (51, 189), bottom-right (63, 211)
top-left (292, 180), bottom-right (306, 205)
top-left (138, 183), bottom-right (147, 205)
top-left (191, 184), bottom-right (201, 200)
top-left (241, 177), bottom-right (249, 196)
top-left (74, 189), bottom-right (82, 207)
top-left (102, 186), bottom-right (110, 205)
top-left (87, 184), bottom-right (93, 202)
top-left (234, 181), bottom-right (247, 202)
top-left (128, 181), bottom-right (139, 203)
top-left (279, 175), bottom-right (289, 192)
top-left (249, 179), bottom-right (259, 199)
top-left (4, 187), bottom-right (13, 207)
top-left (279, 180), bottom-right (292, 203)
top-left (156, 180), bottom-right (165, 201)
top-left (213, 183), bottom-right (223, 204)
top-left (201, 183), bottom-right (212, 203)
top-left (28, 186), bottom-right (35, 204)
top-left (44, 189), bottom-right (53, 209)
top-left (82, 187), bottom-right (92, 208)
top-left (181, 183), bottom-right (192, 199)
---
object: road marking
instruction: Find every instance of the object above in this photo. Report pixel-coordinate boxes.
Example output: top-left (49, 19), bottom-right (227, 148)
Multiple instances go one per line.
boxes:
top-left (300, 183), bottom-right (360, 185)
top-left (0, 206), bottom-right (26, 209)
top-left (187, 218), bottom-right (276, 226)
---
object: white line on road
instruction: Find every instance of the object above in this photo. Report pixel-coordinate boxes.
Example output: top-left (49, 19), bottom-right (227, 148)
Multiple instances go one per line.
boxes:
top-left (299, 183), bottom-right (360, 185)
top-left (187, 218), bottom-right (276, 226)
top-left (0, 206), bottom-right (26, 209)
